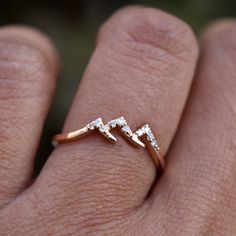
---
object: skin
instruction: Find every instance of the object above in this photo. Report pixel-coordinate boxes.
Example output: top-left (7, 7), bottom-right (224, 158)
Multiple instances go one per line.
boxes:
top-left (0, 6), bottom-right (235, 235)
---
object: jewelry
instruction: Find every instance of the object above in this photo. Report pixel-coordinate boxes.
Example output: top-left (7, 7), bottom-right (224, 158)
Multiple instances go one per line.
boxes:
top-left (53, 117), bottom-right (165, 170)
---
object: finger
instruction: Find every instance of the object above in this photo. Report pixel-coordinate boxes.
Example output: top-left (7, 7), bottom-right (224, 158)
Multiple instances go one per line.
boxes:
top-left (0, 26), bottom-right (58, 207)
top-left (28, 6), bottom-right (198, 231)
top-left (148, 20), bottom-right (236, 235)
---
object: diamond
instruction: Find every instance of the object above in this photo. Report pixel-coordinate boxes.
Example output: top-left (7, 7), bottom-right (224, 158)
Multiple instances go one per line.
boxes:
top-left (136, 129), bottom-right (144, 137)
top-left (99, 126), bottom-right (108, 133)
top-left (116, 117), bottom-right (126, 126)
top-left (95, 118), bottom-right (102, 127)
top-left (87, 121), bottom-right (96, 130)
top-left (151, 140), bottom-right (158, 148)
top-left (147, 132), bottom-right (155, 141)
top-left (108, 120), bottom-right (117, 128)
top-left (121, 125), bottom-right (131, 133)
top-left (144, 125), bottom-right (150, 133)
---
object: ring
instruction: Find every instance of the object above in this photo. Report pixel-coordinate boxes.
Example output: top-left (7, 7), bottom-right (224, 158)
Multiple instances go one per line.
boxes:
top-left (52, 116), bottom-right (165, 170)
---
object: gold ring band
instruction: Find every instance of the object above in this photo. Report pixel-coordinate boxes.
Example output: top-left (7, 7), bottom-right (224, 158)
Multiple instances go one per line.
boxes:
top-left (52, 117), bottom-right (165, 170)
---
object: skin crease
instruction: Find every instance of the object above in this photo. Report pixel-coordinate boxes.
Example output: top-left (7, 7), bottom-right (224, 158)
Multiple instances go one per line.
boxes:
top-left (0, 6), bottom-right (235, 236)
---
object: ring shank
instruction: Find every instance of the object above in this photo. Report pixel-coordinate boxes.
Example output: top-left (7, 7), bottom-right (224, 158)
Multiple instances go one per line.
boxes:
top-left (52, 119), bottom-right (165, 171)
top-left (52, 126), bottom-right (89, 146)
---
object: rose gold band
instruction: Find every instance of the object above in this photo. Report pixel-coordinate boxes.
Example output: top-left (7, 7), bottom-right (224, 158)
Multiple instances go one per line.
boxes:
top-left (52, 117), bottom-right (165, 170)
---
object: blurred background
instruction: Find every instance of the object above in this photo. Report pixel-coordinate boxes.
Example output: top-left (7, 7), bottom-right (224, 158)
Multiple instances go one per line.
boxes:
top-left (1, 0), bottom-right (235, 174)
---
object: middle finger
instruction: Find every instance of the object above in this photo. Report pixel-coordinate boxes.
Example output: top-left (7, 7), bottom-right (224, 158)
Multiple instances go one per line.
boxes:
top-left (29, 6), bottom-right (198, 230)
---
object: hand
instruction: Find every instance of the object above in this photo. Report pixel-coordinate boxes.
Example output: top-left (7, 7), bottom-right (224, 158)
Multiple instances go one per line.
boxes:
top-left (0, 6), bottom-right (235, 236)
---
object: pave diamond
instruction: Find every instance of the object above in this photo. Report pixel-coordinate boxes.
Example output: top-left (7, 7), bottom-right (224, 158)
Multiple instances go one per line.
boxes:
top-left (151, 140), bottom-right (158, 148)
top-left (116, 117), bottom-right (127, 126)
top-left (86, 117), bottom-right (159, 150)
top-left (87, 118), bottom-right (103, 130)
top-left (144, 125), bottom-right (150, 133)
top-left (95, 118), bottom-right (103, 127)
top-left (136, 129), bottom-right (144, 137)
top-left (108, 120), bottom-right (117, 128)
top-left (87, 121), bottom-right (96, 130)
top-left (99, 126), bottom-right (108, 133)
top-left (147, 131), bottom-right (155, 141)
top-left (121, 125), bottom-right (131, 133)
top-left (135, 124), bottom-right (159, 150)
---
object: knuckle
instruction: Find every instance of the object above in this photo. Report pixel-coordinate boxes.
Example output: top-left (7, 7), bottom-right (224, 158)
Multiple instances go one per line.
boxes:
top-left (91, 7), bottom-right (199, 118)
top-left (0, 39), bottom-right (52, 100)
top-left (98, 6), bottom-right (198, 68)
top-left (202, 21), bottom-right (236, 77)
top-left (200, 22), bottom-right (236, 133)
top-left (203, 20), bottom-right (236, 53)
